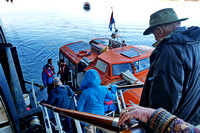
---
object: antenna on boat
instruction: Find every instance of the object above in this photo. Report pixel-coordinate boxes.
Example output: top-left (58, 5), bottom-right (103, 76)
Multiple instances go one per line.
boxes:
top-left (108, 7), bottom-right (125, 48)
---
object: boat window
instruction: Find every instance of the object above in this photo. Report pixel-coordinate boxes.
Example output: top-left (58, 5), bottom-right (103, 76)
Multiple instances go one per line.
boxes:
top-left (133, 58), bottom-right (150, 73)
top-left (59, 53), bottom-right (64, 60)
top-left (112, 63), bottom-right (133, 76)
top-left (64, 56), bottom-right (69, 67)
top-left (95, 60), bottom-right (107, 73)
top-left (70, 62), bottom-right (76, 75)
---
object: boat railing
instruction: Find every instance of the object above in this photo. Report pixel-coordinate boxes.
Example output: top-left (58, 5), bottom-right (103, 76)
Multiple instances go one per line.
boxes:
top-left (68, 70), bottom-right (73, 87)
top-left (31, 80), bottom-right (39, 107)
top-left (34, 83), bottom-right (83, 133)
top-left (105, 111), bottom-right (115, 117)
top-left (75, 84), bottom-right (144, 113)
top-left (109, 39), bottom-right (121, 49)
top-left (39, 104), bottom-right (53, 133)
top-left (39, 103), bottom-right (146, 133)
top-left (39, 102), bottom-right (83, 133)
top-left (36, 83), bottom-right (145, 133)
top-left (118, 90), bottom-right (127, 109)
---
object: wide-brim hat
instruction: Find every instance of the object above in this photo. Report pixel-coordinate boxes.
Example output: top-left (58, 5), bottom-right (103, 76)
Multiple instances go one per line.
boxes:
top-left (143, 8), bottom-right (188, 35)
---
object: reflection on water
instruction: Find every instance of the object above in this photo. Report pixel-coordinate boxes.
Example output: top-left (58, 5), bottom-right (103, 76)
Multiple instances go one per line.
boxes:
top-left (0, 0), bottom-right (199, 86)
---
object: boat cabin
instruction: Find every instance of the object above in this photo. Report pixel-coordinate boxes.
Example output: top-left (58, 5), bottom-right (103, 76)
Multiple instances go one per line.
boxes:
top-left (59, 38), bottom-right (153, 104)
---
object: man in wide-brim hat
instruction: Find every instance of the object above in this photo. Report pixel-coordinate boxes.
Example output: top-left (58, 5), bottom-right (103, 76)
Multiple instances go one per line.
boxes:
top-left (144, 8), bottom-right (188, 47)
top-left (138, 8), bottom-right (200, 132)
top-left (143, 8), bottom-right (188, 36)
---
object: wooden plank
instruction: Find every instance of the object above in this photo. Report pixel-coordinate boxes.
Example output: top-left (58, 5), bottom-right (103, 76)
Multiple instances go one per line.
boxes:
top-left (0, 100), bottom-right (8, 124)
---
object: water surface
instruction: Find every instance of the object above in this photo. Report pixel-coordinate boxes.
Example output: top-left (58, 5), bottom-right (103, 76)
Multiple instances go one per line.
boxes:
top-left (0, 0), bottom-right (199, 87)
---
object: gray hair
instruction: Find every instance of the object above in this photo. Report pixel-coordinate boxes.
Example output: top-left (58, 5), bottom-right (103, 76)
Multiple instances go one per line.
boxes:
top-left (53, 77), bottom-right (62, 86)
top-left (160, 22), bottom-right (181, 35)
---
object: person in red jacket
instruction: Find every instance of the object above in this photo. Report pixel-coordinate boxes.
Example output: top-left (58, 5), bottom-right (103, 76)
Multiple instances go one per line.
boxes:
top-left (57, 59), bottom-right (69, 85)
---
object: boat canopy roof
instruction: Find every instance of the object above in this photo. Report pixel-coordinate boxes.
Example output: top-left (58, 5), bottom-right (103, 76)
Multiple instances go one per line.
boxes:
top-left (98, 45), bottom-right (151, 65)
top-left (60, 38), bottom-right (153, 66)
top-left (60, 41), bottom-right (97, 65)
top-left (67, 41), bottom-right (90, 53)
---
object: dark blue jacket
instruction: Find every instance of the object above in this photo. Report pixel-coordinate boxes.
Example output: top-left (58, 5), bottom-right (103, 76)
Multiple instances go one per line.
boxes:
top-left (42, 66), bottom-right (54, 87)
top-left (46, 85), bottom-right (73, 109)
top-left (140, 26), bottom-right (200, 126)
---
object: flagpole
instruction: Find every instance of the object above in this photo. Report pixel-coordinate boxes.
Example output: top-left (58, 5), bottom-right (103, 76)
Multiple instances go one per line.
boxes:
top-left (111, 7), bottom-right (117, 31)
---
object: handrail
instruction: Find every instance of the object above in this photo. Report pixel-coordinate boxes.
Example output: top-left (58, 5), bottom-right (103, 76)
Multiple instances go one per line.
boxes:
top-left (40, 103), bottom-right (119, 132)
top-left (107, 83), bottom-right (144, 90)
top-left (40, 103), bottom-right (146, 133)
top-left (75, 83), bottom-right (144, 94)
top-left (24, 80), bottom-right (45, 89)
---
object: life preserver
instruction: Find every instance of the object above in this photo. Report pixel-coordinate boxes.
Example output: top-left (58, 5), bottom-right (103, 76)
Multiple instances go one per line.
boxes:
top-left (59, 63), bottom-right (66, 74)
top-left (77, 50), bottom-right (90, 57)
top-left (43, 68), bottom-right (54, 78)
top-left (48, 63), bottom-right (55, 73)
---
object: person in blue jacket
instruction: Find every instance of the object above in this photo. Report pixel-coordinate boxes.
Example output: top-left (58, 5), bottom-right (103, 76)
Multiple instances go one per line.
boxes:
top-left (42, 64), bottom-right (55, 95)
top-left (46, 77), bottom-right (74, 132)
top-left (77, 69), bottom-right (117, 133)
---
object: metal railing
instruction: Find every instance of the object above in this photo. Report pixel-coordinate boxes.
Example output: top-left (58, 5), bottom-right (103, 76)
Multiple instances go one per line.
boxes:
top-left (40, 103), bottom-right (145, 133)
top-left (33, 82), bottom-right (145, 133)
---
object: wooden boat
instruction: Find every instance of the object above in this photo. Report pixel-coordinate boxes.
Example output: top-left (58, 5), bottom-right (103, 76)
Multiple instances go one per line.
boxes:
top-left (59, 34), bottom-right (154, 106)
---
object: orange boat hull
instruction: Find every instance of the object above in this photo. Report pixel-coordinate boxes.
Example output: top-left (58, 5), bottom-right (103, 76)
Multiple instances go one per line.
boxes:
top-left (121, 88), bottom-right (143, 105)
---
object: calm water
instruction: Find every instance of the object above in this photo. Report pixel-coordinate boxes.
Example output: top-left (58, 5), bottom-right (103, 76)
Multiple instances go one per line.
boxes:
top-left (0, 0), bottom-right (199, 87)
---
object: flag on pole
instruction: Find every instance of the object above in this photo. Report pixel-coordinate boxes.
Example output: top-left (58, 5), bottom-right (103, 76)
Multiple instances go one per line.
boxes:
top-left (109, 11), bottom-right (115, 31)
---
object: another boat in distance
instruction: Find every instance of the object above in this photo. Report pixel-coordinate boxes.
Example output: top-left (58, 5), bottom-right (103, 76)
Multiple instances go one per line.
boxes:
top-left (59, 32), bottom-right (154, 107)
top-left (83, 2), bottom-right (90, 11)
